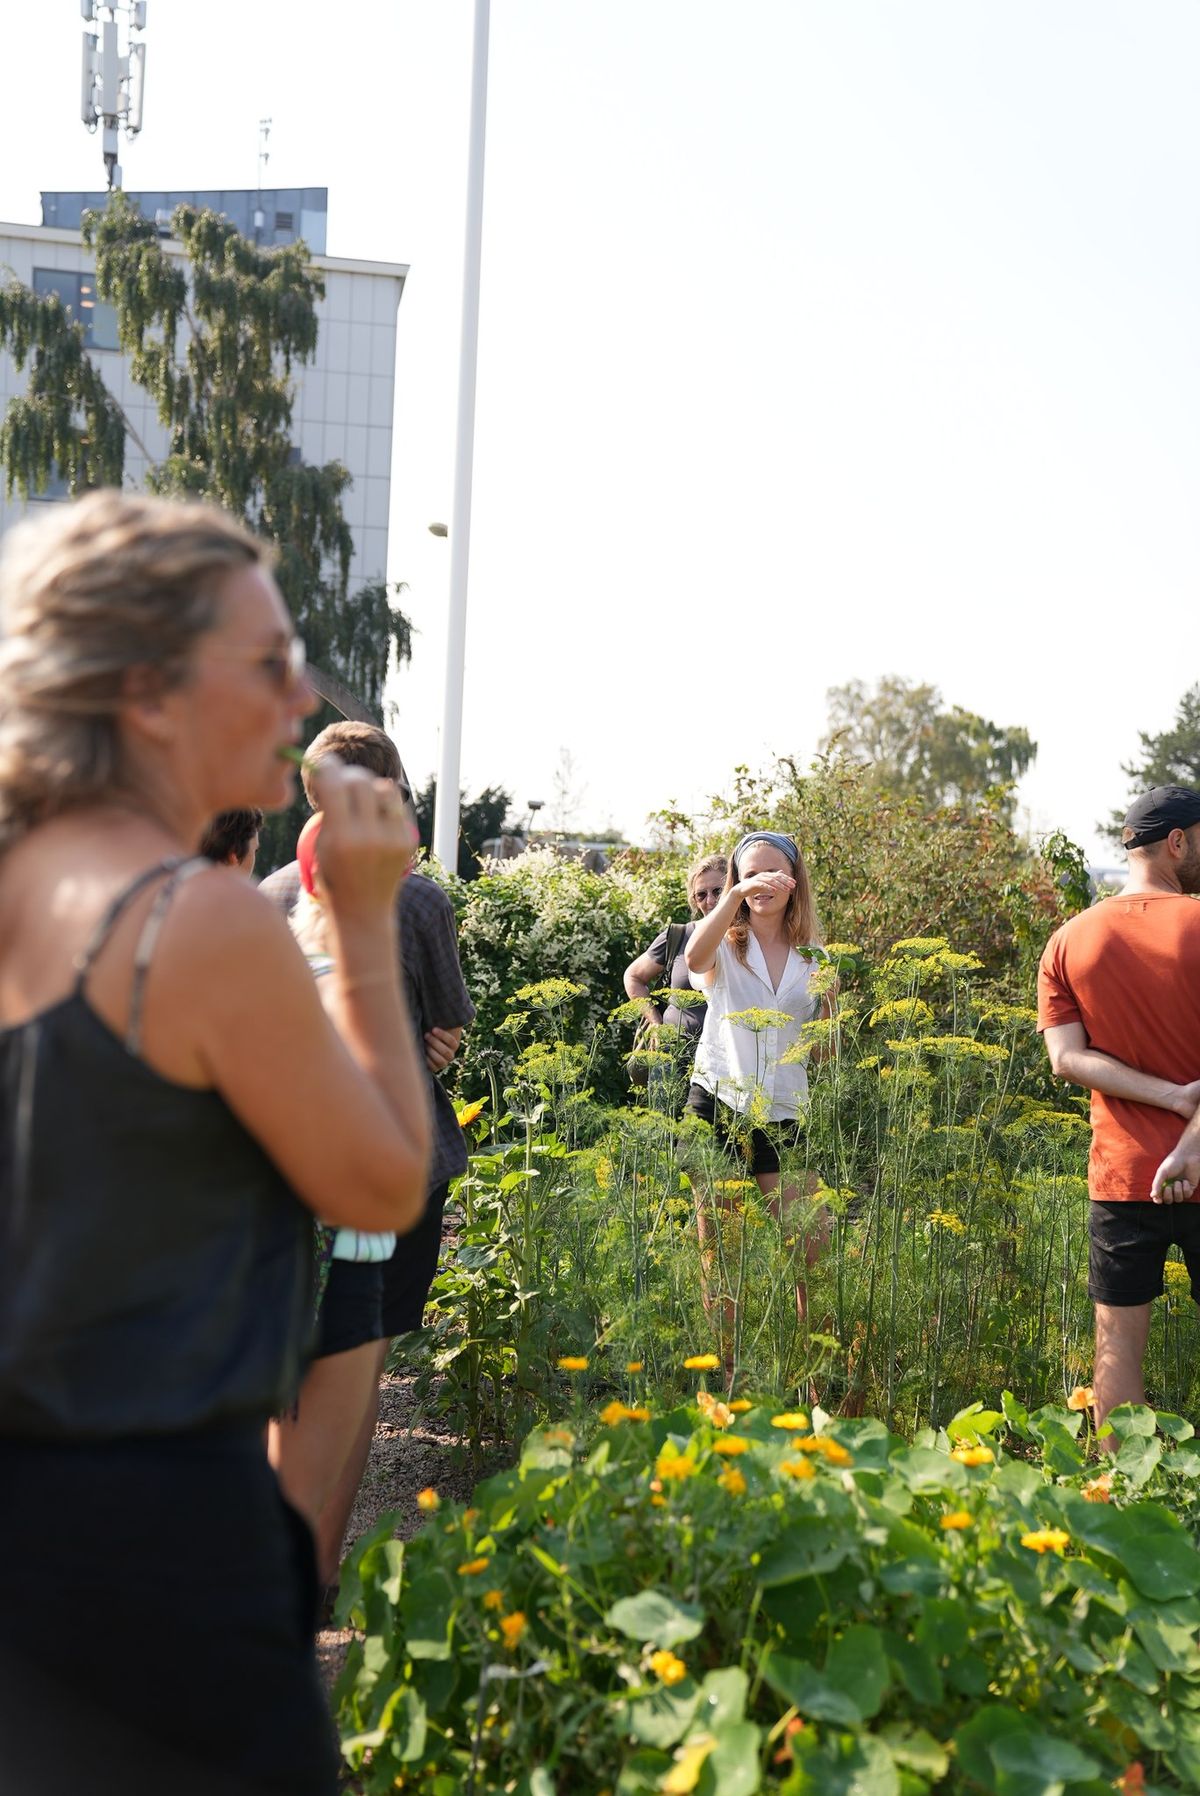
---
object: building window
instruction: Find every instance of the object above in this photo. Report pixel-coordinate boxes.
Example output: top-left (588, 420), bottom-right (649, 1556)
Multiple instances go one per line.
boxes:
top-left (32, 269), bottom-right (119, 352)
top-left (274, 210), bottom-right (294, 232)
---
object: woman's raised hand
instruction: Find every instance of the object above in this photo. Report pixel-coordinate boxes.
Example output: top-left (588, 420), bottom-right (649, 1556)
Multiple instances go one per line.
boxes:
top-left (738, 868), bottom-right (795, 903)
top-left (307, 755), bottom-right (419, 917)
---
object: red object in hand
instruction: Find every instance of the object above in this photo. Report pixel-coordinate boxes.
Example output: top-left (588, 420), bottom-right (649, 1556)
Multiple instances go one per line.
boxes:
top-left (297, 812), bottom-right (323, 896)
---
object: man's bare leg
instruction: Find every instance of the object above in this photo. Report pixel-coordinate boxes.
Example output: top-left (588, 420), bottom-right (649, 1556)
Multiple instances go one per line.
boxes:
top-left (1093, 1301), bottom-right (1153, 1451)
top-left (314, 1339), bottom-right (390, 1588)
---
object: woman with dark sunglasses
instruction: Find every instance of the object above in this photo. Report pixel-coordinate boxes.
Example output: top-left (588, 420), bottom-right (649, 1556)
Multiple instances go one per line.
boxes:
top-left (0, 491), bottom-right (430, 1795)
top-left (623, 853), bottom-right (728, 1109)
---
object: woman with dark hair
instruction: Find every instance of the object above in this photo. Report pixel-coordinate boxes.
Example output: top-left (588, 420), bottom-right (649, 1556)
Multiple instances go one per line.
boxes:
top-left (0, 491), bottom-right (430, 1795)
top-left (685, 831), bottom-right (832, 1364)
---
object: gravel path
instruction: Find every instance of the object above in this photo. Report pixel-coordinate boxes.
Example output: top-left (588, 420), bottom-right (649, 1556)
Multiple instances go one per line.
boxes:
top-left (315, 1368), bottom-right (510, 1691)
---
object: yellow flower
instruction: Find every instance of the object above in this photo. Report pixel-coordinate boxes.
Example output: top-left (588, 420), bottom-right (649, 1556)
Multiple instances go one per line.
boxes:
top-left (415, 1487), bottom-right (440, 1512)
top-left (557, 1356), bottom-right (589, 1371)
top-left (650, 1494), bottom-right (667, 1507)
top-left (927, 1208), bottom-right (967, 1235)
top-left (770, 1411), bottom-right (810, 1433)
top-left (729, 1399), bottom-right (753, 1413)
top-left (683, 1353), bottom-right (721, 1371)
top-left (717, 1466), bottom-right (747, 1496)
top-left (950, 1445), bottom-right (994, 1467)
top-left (500, 1610), bottom-right (527, 1648)
top-left (455, 1098), bottom-right (487, 1127)
top-left (626, 1406), bottom-right (651, 1422)
top-left (1067, 1385), bottom-right (1094, 1412)
top-left (458, 1557), bottom-right (490, 1575)
top-left (817, 1438), bottom-right (853, 1467)
top-left (655, 1446), bottom-right (696, 1483)
top-left (779, 1457), bottom-right (815, 1480)
top-left (1082, 1473), bottom-right (1112, 1503)
top-left (626, 1360), bottom-right (644, 1373)
top-left (595, 1157), bottom-right (613, 1190)
top-left (482, 1589), bottom-right (504, 1611)
top-left (940, 1511), bottom-right (973, 1531)
top-left (1021, 1527), bottom-right (1070, 1555)
top-left (661, 1738), bottom-right (716, 1794)
top-left (649, 1650), bottom-right (687, 1686)
top-left (543, 1428), bottom-right (574, 1448)
top-left (711, 1436), bottom-right (749, 1457)
top-left (463, 1507), bottom-right (480, 1525)
top-left (599, 1400), bottom-right (633, 1427)
top-left (696, 1390), bottom-right (733, 1428)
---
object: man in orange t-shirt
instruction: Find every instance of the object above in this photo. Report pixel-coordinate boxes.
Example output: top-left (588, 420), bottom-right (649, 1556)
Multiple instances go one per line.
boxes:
top-left (1038, 785), bottom-right (1200, 1434)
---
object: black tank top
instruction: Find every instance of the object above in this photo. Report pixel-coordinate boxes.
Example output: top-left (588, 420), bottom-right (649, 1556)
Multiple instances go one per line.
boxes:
top-left (0, 859), bottom-right (314, 1439)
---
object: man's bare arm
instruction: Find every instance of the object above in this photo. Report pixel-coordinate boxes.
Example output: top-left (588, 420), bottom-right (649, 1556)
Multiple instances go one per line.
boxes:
top-left (1043, 1022), bottom-right (1200, 1117)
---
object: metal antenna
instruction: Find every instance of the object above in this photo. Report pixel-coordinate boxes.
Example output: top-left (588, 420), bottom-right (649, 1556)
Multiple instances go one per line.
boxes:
top-left (80, 2), bottom-right (148, 191)
top-left (254, 118), bottom-right (272, 242)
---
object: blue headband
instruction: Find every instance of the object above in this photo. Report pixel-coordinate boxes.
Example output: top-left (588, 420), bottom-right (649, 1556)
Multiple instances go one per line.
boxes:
top-left (732, 831), bottom-right (798, 874)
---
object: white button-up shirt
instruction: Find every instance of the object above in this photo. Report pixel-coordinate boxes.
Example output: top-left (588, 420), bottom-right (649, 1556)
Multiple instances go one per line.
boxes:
top-left (690, 937), bottom-right (820, 1120)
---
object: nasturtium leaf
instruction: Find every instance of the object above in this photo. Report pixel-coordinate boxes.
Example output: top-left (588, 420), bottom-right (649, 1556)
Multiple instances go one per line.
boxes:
top-left (1154, 1410), bottom-right (1195, 1441)
top-left (698, 1720), bottom-right (762, 1796)
top-left (989, 1728), bottom-right (1101, 1783)
top-left (953, 1705), bottom-right (1032, 1787)
top-left (1104, 1402), bottom-right (1157, 1440)
top-left (627, 1678), bottom-right (701, 1749)
top-left (761, 1652), bottom-right (863, 1726)
top-left (696, 1667), bottom-right (749, 1729)
top-left (879, 1723), bottom-right (949, 1780)
top-left (1115, 1432), bottom-right (1162, 1487)
top-left (825, 1626), bottom-right (890, 1720)
top-left (606, 1589), bottom-right (705, 1647)
top-left (884, 1633), bottom-right (943, 1705)
top-left (755, 1518), bottom-right (853, 1585)
top-left (888, 1447), bottom-right (967, 1495)
top-left (402, 1570), bottom-right (455, 1661)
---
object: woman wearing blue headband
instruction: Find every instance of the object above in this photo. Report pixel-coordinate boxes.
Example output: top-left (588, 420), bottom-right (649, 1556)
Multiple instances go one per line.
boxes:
top-left (684, 829), bottom-right (832, 1379)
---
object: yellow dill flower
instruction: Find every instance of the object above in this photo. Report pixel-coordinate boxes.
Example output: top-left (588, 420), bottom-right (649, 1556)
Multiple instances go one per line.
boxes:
top-left (779, 1457), bottom-right (815, 1481)
top-left (482, 1589), bottom-right (504, 1611)
top-left (950, 1445), bottom-right (994, 1467)
top-left (927, 1209), bottom-right (967, 1236)
top-left (499, 1611), bottom-right (527, 1648)
top-left (1021, 1527), bottom-right (1070, 1556)
top-left (655, 1446), bottom-right (696, 1482)
top-left (557, 1356), bottom-right (589, 1372)
top-left (595, 1157), bottom-right (613, 1190)
top-left (940, 1511), bottom-right (973, 1531)
top-left (1066, 1385), bottom-right (1094, 1412)
top-left (696, 1390), bottom-right (733, 1428)
top-left (1164, 1260), bottom-right (1190, 1295)
top-left (729, 1399), bottom-right (753, 1413)
top-left (711, 1436), bottom-right (749, 1457)
top-left (415, 1487), bottom-right (440, 1512)
top-left (683, 1353), bottom-right (721, 1371)
top-left (455, 1098), bottom-right (486, 1127)
top-left (458, 1557), bottom-right (490, 1576)
top-left (626, 1360), bottom-right (644, 1373)
top-left (770, 1411), bottom-right (810, 1433)
top-left (649, 1650), bottom-right (687, 1686)
top-left (718, 1465), bottom-right (748, 1496)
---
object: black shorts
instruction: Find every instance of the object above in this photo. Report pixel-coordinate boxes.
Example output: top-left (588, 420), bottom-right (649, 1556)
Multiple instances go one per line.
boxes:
top-left (381, 1180), bottom-right (451, 1338)
top-left (1088, 1200), bottom-right (1200, 1307)
top-left (315, 1259), bottom-right (384, 1358)
top-left (685, 1084), bottom-right (804, 1179)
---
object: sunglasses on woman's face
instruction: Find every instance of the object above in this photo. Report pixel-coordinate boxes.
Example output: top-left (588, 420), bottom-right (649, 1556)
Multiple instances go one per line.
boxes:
top-left (213, 636), bottom-right (308, 693)
top-left (694, 885), bottom-right (724, 901)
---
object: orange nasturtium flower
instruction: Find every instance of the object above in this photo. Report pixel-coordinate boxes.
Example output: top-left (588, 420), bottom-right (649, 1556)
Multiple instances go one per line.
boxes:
top-left (455, 1098), bottom-right (486, 1127)
top-left (1020, 1527), bottom-right (1070, 1556)
top-left (717, 1465), bottom-right (748, 1496)
top-left (939, 1511), bottom-right (973, 1532)
top-left (728, 1399), bottom-right (753, 1413)
top-left (557, 1356), bottom-right (589, 1372)
top-left (817, 1438), bottom-right (853, 1467)
top-left (683, 1353), bottom-right (721, 1371)
top-left (711, 1436), bottom-right (749, 1457)
top-left (482, 1589), bottom-right (504, 1611)
top-left (458, 1557), bottom-right (491, 1576)
top-left (950, 1445), bottom-right (994, 1467)
top-left (1067, 1385), bottom-right (1095, 1412)
top-left (415, 1487), bottom-right (440, 1512)
top-left (599, 1401), bottom-right (633, 1427)
top-left (626, 1360), bottom-right (645, 1373)
top-left (770, 1411), bottom-right (810, 1433)
top-left (500, 1611), bottom-right (527, 1648)
top-left (1115, 1764), bottom-right (1146, 1794)
top-left (779, 1457), bottom-right (815, 1481)
top-left (655, 1446), bottom-right (696, 1483)
top-left (649, 1650), bottom-right (687, 1686)
top-left (1082, 1472), bottom-right (1112, 1503)
top-left (696, 1390), bottom-right (733, 1428)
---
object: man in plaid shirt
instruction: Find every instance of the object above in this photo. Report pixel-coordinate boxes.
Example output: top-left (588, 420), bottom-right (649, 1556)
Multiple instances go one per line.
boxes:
top-left (259, 721), bottom-right (475, 1586)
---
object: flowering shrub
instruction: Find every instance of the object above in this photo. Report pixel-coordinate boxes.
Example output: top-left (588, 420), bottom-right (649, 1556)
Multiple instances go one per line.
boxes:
top-left (336, 1393), bottom-right (1200, 1793)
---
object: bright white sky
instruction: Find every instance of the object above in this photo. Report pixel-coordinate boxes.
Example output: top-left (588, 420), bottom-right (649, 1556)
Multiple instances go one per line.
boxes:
top-left (4, 2), bottom-right (1198, 862)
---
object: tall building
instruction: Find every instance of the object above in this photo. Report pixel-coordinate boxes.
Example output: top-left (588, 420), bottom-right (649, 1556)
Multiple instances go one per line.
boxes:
top-left (0, 192), bottom-right (405, 599)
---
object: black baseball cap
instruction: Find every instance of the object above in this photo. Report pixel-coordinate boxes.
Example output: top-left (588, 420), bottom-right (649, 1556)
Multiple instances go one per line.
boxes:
top-left (1121, 785), bottom-right (1200, 850)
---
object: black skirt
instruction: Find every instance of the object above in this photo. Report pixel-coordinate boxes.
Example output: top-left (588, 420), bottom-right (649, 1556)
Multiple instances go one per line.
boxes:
top-left (0, 1425), bottom-right (340, 1796)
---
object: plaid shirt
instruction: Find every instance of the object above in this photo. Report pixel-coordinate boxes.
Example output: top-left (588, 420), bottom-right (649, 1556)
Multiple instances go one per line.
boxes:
top-left (257, 864), bottom-right (476, 1189)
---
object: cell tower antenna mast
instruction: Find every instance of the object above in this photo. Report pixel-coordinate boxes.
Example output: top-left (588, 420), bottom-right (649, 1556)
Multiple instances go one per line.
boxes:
top-left (80, 2), bottom-right (148, 191)
top-left (254, 118), bottom-right (272, 242)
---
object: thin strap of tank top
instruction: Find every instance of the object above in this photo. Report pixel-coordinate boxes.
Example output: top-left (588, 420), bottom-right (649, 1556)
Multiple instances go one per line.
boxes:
top-left (72, 856), bottom-right (212, 1053)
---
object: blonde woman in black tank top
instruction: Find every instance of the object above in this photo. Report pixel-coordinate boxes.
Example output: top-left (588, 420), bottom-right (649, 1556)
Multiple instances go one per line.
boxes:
top-left (0, 494), bottom-right (431, 1796)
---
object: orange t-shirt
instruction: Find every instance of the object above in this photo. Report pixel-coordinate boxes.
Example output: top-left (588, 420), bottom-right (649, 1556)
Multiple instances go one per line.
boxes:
top-left (1037, 892), bottom-right (1200, 1200)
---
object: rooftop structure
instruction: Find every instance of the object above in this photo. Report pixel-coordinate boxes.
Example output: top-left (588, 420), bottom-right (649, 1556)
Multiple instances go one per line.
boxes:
top-left (41, 187), bottom-right (328, 252)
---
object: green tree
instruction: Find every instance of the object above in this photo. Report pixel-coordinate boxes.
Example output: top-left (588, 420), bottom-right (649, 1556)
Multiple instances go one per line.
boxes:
top-left (0, 192), bottom-right (412, 866)
top-left (820, 676), bottom-right (1036, 818)
top-left (1107, 685), bottom-right (1200, 839)
top-left (413, 777), bottom-right (515, 880)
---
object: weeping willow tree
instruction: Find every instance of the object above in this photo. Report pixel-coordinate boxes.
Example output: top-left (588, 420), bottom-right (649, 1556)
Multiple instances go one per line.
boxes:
top-left (0, 191), bottom-right (412, 864)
